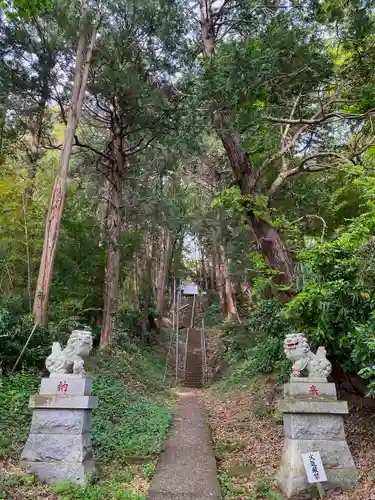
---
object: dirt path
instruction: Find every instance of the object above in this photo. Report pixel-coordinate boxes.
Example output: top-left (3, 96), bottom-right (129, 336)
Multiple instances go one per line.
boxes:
top-left (148, 390), bottom-right (221, 500)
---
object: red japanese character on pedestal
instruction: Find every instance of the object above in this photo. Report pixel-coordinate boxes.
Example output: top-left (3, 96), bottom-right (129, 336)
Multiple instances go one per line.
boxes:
top-left (57, 381), bottom-right (68, 393)
top-left (309, 384), bottom-right (320, 396)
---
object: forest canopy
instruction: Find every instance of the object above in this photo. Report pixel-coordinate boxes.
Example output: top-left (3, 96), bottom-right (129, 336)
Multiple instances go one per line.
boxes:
top-left (1, 0), bottom-right (375, 394)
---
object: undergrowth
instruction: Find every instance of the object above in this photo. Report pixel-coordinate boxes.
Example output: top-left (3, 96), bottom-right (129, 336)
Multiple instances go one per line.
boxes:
top-left (0, 370), bottom-right (40, 459)
top-left (0, 342), bottom-right (173, 499)
top-left (218, 470), bottom-right (283, 500)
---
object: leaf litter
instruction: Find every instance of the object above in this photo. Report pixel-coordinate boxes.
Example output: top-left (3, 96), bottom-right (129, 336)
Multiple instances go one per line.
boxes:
top-left (201, 377), bottom-right (375, 499)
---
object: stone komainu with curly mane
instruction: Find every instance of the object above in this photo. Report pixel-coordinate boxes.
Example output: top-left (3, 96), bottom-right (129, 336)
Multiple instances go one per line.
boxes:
top-left (45, 329), bottom-right (93, 374)
top-left (283, 333), bottom-right (332, 378)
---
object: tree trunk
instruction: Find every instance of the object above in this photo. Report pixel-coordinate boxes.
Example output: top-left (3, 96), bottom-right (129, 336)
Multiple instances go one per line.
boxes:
top-left (218, 244), bottom-right (238, 320)
top-left (156, 229), bottom-right (172, 316)
top-left (142, 235), bottom-right (154, 337)
top-left (210, 250), bottom-right (216, 291)
top-left (199, 0), bottom-right (294, 299)
top-left (249, 215), bottom-right (294, 299)
top-left (200, 248), bottom-right (208, 291)
top-left (100, 100), bottom-right (124, 346)
top-left (33, 1), bottom-right (100, 325)
top-left (214, 245), bottom-right (226, 314)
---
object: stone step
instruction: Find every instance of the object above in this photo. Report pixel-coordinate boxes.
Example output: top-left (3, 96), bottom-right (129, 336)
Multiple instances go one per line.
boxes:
top-left (184, 378), bottom-right (202, 385)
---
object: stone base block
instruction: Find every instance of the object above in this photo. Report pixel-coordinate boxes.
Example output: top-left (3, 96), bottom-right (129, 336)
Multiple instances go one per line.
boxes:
top-left (277, 437), bottom-right (357, 498)
top-left (21, 432), bottom-right (93, 462)
top-left (40, 375), bottom-right (93, 395)
top-left (277, 464), bottom-right (358, 498)
top-left (20, 458), bottom-right (95, 486)
top-left (30, 409), bottom-right (92, 435)
top-left (29, 394), bottom-right (97, 409)
top-left (284, 380), bottom-right (337, 398)
top-left (279, 400), bottom-right (348, 414)
top-left (284, 414), bottom-right (345, 440)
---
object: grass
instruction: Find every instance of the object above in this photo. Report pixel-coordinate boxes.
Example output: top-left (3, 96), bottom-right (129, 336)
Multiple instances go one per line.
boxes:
top-left (0, 342), bottom-right (174, 499)
top-left (0, 370), bottom-right (40, 459)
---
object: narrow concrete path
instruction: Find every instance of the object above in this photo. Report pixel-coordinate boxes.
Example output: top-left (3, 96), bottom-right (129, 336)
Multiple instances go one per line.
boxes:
top-left (148, 391), bottom-right (221, 500)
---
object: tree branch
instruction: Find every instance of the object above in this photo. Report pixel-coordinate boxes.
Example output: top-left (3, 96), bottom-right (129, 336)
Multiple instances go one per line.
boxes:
top-left (73, 135), bottom-right (114, 162)
top-left (267, 152), bottom-right (351, 199)
top-left (293, 214), bottom-right (327, 242)
top-left (266, 107), bottom-right (375, 125)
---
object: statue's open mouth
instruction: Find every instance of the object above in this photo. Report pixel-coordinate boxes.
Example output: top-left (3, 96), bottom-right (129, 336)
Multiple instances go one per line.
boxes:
top-left (286, 342), bottom-right (298, 348)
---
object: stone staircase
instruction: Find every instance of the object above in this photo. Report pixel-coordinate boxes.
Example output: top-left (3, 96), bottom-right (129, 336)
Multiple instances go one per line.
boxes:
top-left (184, 328), bottom-right (203, 388)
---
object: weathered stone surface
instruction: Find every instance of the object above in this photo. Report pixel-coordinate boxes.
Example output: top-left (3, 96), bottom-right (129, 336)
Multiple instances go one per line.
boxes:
top-left (40, 376), bottom-right (92, 396)
top-left (284, 414), bottom-right (345, 440)
top-left (277, 373), bottom-right (357, 498)
top-left (289, 376), bottom-right (327, 383)
top-left (30, 409), bottom-right (92, 435)
top-left (20, 458), bottom-right (95, 486)
top-left (277, 436), bottom-right (358, 498)
top-left (280, 437), bottom-right (356, 470)
top-left (29, 394), bottom-right (97, 409)
top-left (284, 380), bottom-right (337, 398)
top-left (45, 329), bottom-right (93, 375)
top-left (278, 399), bottom-right (348, 414)
top-left (21, 374), bottom-right (97, 486)
top-left (277, 465), bottom-right (358, 498)
top-left (40, 376), bottom-right (93, 395)
top-left (21, 433), bottom-right (93, 462)
top-left (284, 333), bottom-right (332, 378)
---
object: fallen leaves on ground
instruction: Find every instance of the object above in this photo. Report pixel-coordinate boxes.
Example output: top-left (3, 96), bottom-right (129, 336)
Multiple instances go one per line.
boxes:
top-left (201, 377), bottom-right (375, 499)
top-left (0, 459), bottom-right (60, 500)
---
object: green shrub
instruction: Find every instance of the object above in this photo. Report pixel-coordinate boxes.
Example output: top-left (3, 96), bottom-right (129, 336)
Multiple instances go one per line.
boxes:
top-left (0, 295), bottom-right (95, 372)
top-left (217, 300), bottom-right (291, 385)
top-left (285, 213), bottom-right (375, 393)
top-left (52, 478), bottom-right (146, 500)
top-left (0, 370), bottom-right (39, 458)
top-left (92, 376), bottom-right (172, 462)
top-left (222, 300), bottom-right (292, 364)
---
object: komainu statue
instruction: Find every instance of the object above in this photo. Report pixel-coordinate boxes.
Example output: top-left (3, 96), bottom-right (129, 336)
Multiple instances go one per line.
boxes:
top-left (45, 329), bottom-right (93, 374)
top-left (283, 333), bottom-right (332, 378)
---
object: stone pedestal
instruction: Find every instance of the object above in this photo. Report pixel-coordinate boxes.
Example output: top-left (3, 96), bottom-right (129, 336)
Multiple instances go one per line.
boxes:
top-left (20, 374), bottom-right (97, 485)
top-left (277, 378), bottom-right (357, 498)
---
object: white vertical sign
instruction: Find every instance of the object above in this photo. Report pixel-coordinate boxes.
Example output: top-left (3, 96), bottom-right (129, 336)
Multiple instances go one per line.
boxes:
top-left (302, 451), bottom-right (327, 484)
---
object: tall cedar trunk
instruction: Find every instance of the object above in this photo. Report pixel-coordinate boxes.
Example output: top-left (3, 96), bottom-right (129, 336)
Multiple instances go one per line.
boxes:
top-left (100, 104), bottom-right (124, 346)
top-left (29, 53), bottom-right (53, 179)
top-left (210, 250), bottom-right (216, 291)
top-left (218, 244), bottom-right (238, 320)
top-left (200, 248), bottom-right (209, 291)
top-left (99, 177), bottom-right (110, 247)
top-left (142, 235), bottom-right (154, 334)
top-left (213, 245), bottom-right (226, 314)
top-left (156, 229), bottom-right (172, 316)
top-left (199, 0), bottom-right (293, 298)
top-left (33, 1), bottom-right (99, 325)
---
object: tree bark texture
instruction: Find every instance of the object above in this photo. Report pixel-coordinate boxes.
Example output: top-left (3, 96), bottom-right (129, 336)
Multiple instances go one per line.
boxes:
top-left (218, 244), bottom-right (238, 320)
top-left (156, 229), bottom-right (172, 316)
top-left (100, 100), bottom-right (125, 346)
top-left (33, 1), bottom-right (100, 325)
top-left (213, 245), bottom-right (226, 314)
top-left (199, 0), bottom-right (294, 298)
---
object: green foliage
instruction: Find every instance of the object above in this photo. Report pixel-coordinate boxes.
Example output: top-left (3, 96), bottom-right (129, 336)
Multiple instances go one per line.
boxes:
top-left (0, 0), bottom-right (52, 19)
top-left (52, 472), bottom-right (147, 500)
top-left (219, 300), bottom-right (291, 387)
top-left (89, 346), bottom-right (172, 462)
top-left (92, 376), bottom-right (171, 461)
top-left (0, 294), bottom-right (94, 372)
top-left (285, 208), bottom-right (375, 393)
top-left (0, 370), bottom-right (39, 458)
